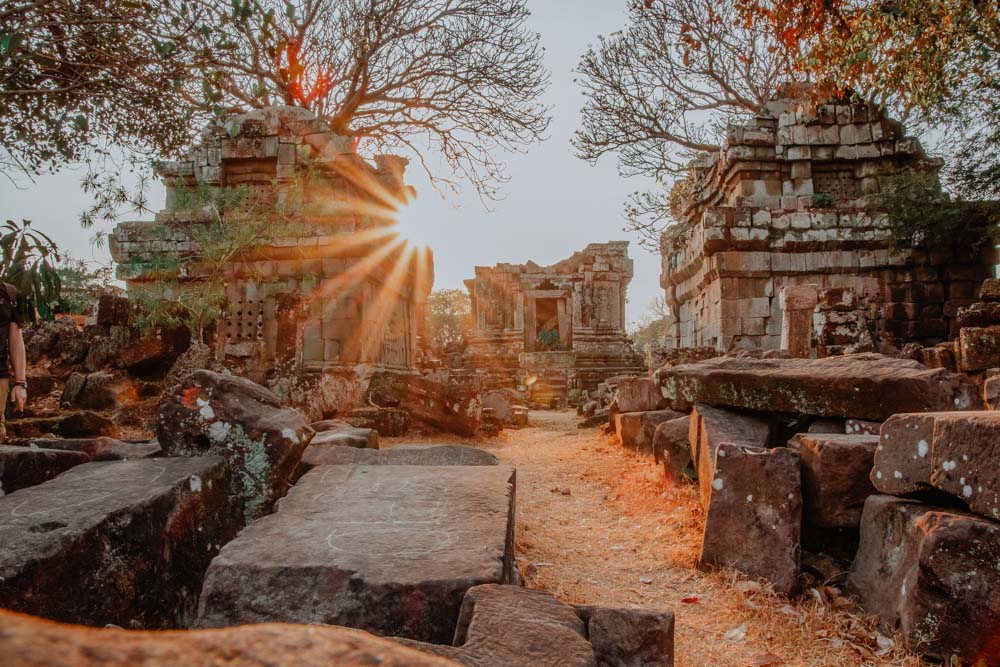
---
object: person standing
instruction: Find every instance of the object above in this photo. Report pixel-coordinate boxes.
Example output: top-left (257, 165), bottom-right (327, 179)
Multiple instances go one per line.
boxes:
top-left (0, 283), bottom-right (27, 442)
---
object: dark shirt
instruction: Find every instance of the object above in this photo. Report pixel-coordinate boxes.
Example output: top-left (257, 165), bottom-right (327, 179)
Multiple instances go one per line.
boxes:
top-left (0, 284), bottom-right (24, 379)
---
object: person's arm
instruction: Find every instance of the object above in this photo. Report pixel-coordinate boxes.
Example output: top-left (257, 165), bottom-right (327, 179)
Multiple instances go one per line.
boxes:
top-left (9, 322), bottom-right (26, 412)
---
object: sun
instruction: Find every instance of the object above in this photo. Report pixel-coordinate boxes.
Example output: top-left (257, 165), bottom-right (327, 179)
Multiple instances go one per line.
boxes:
top-left (389, 193), bottom-right (438, 252)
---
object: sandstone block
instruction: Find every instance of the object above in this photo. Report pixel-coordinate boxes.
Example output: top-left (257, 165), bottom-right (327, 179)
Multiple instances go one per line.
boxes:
top-left (346, 407), bottom-right (410, 436)
top-left (698, 444), bottom-right (802, 595)
top-left (197, 465), bottom-right (516, 643)
top-left (0, 609), bottom-right (453, 667)
top-left (985, 375), bottom-right (1000, 410)
top-left (789, 433), bottom-right (878, 528)
top-left (690, 404), bottom-right (770, 509)
top-left (847, 495), bottom-right (1000, 664)
top-left (614, 377), bottom-right (662, 412)
top-left (156, 370), bottom-right (313, 523)
top-left (616, 410), bottom-right (683, 454)
top-left (0, 458), bottom-right (240, 628)
top-left (958, 325), bottom-right (1000, 371)
top-left (21, 437), bottom-right (160, 461)
top-left (653, 416), bottom-right (693, 482)
top-left (874, 411), bottom-right (1000, 519)
top-left (578, 605), bottom-right (675, 667)
top-left (366, 372), bottom-right (480, 436)
top-left (0, 445), bottom-right (90, 494)
top-left (302, 444), bottom-right (498, 468)
top-left (400, 585), bottom-right (597, 666)
top-left (308, 419), bottom-right (379, 449)
top-left (657, 355), bottom-right (982, 421)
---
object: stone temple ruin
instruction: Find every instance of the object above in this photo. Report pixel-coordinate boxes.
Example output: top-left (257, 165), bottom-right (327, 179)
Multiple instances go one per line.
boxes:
top-left (462, 242), bottom-right (644, 406)
top-left (110, 106), bottom-right (431, 386)
top-left (660, 92), bottom-right (996, 353)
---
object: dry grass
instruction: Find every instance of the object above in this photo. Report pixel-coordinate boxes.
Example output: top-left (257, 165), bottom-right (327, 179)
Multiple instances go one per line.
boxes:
top-left (387, 410), bottom-right (930, 667)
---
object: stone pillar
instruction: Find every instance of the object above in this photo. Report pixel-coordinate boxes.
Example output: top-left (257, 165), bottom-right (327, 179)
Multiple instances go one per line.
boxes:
top-left (779, 285), bottom-right (819, 358)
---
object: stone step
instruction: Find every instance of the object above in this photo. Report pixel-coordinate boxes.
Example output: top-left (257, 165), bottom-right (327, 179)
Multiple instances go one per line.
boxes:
top-left (302, 443), bottom-right (498, 468)
top-left (197, 464), bottom-right (517, 643)
top-left (0, 445), bottom-right (90, 494)
top-left (0, 457), bottom-right (241, 628)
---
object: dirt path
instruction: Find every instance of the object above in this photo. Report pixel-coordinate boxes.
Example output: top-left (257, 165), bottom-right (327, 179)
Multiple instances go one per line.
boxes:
top-left (388, 411), bottom-right (925, 667)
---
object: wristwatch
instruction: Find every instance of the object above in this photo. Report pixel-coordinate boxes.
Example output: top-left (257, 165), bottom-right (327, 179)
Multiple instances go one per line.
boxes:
top-left (13, 380), bottom-right (26, 389)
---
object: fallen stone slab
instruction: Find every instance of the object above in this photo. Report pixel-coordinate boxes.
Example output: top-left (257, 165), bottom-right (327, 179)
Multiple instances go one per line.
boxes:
top-left (653, 416), bottom-right (693, 483)
top-left (789, 433), bottom-right (878, 529)
top-left (615, 377), bottom-right (662, 413)
top-left (616, 410), bottom-right (683, 454)
top-left (0, 445), bottom-right (90, 494)
top-left (366, 371), bottom-right (480, 436)
top-left (574, 603), bottom-right (676, 667)
top-left (0, 610), bottom-right (454, 667)
top-left (302, 444), bottom-right (499, 468)
top-left (399, 585), bottom-right (597, 666)
top-left (308, 419), bottom-right (380, 449)
top-left (156, 370), bottom-right (313, 523)
top-left (873, 411), bottom-right (1000, 520)
top-left (347, 407), bottom-right (410, 436)
top-left (690, 404), bottom-right (770, 510)
top-left (197, 464), bottom-right (517, 643)
top-left (21, 437), bottom-right (160, 461)
top-left (656, 354), bottom-right (983, 421)
top-left (6, 411), bottom-right (116, 439)
top-left (847, 495), bottom-right (1000, 664)
top-left (698, 444), bottom-right (802, 595)
top-left (958, 325), bottom-right (1000, 371)
top-left (0, 457), bottom-right (240, 628)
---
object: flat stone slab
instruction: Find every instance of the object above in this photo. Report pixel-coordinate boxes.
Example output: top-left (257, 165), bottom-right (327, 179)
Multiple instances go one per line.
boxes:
top-left (698, 444), bottom-right (802, 595)
top-left (302, 444), bottom-right (498, 468)
top-left (0, 445), bottom-right (90, 494)
top-left (20, 437), bottom-right (161, 461)
top-left (197, 465), bottom-right (517, 643)
top-left (874, 411), bottom-right (1000, 520)
top-left (848, 495), bottom-right (1000, 663)
top-left (789, 433), bottom-right (878, 529)
top-left (0, 609), bottom-right (455, 667)
top-left (309, 419), bottom-right (380, 449)
top-left (0, 457), bottom-right (241, 628)
top-left (656, 354), bottom-right (983, 421)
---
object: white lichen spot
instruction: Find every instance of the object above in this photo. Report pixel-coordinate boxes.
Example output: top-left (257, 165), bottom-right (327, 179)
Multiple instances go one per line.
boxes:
top-left (207, 420), bottom-right (231, 443)
top-left (281, 428), bottom-right (299, 444)
top-left (712, 478), bottom-right (724, 491)
top-left (962, 454), bottom-right (969, 462)
top-left (894, 471), bottom-right (903, 479)
top-left (963, 485), bottom-right (973, 498)
top-left (960, 477), bottom-right (966, 485)
top-left (876, 471), bottom-right (883, 480)
top-left (196, 397), bottom-right (215, 421)
top-left (917, 440), bottom-right (929, 458)
top-left (884, 433), bottom-right (890, 441)
top-left (189, 474), bottom-right (202, 492)
top-left (718, 449), bottom-right (727, 458)
top-left (746, 495), bottom-right (754, 502)
top-left (942, 460), bottom-right (957, 472)
top-left (901, 581), bottom-right (906, 596)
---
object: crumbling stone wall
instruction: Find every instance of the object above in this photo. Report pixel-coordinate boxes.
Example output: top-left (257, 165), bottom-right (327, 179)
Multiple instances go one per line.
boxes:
top-left (462, 242), bottom-right (644, 403)
top-left (660, 91), bottom-right (995, 352)
top-left (110, 106), bottom-right (431, 382)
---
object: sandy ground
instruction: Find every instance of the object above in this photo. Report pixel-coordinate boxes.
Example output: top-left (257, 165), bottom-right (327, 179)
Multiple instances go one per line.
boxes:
top-left (387, 410), bottom-right (929, 667)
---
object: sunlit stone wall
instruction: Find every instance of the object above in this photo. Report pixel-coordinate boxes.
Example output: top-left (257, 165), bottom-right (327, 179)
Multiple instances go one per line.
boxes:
top-left (660, 91), bottom-right (995, 352)
top-left (110, 106), bottom-right (432, 377)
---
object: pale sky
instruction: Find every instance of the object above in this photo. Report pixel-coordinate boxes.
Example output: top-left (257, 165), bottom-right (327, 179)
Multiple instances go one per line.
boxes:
top-left (0, 1), bottom-right (663, 329)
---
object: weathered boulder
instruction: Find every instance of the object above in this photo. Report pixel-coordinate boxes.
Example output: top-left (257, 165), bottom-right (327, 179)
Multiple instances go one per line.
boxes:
top-left (481, 389), bottom-right (527, 427)
top-left (60, 371), bottom-right (132, 411)
top-left (873, 411), bottom-right (1000, 520)
top-left (118, 328), bottom-right (190, 377)
top-left (347, 407), bottom-right (410, 437)
top-left (0, 457), bottom-right (241, 628)
top-left (574, 604), bottom-right (676, 667)
top-left (302, 444), bottom-right (499, 468)
top-left (197, 464), bottom-right (517, 643)
top-left (689, 404), bottom-right (770, 510)
top-left (7, 411), bottom-right (116, 439)
top-left (0, 445), bottom-right (90, 494)
top-left (614, 377), bottom-right (662, 413)
top-left (698, 444), bottom-right (802, 595)
top-left (366, 371), bottom-right (480, 436)
top-left (985, 374), bottom-right (1000, 410)
top-left (847, 495), bottom-right (1000, 664)
top-left (25, 371), bottom-right (55, 396)
top-left (308, 419), bottom-right (379, 449)
top-left (0, 610), bottom-right (455, 667)
top-left (94, 293), bottom-right (132, 326)
top-left (656, 355), bottom-right (983, 421)
top-left (21, 437), bottom-right (160, 461)
top-left (652, 416), bottom-right (693, 482)
top-left (789, 433), bottom-right (878, 529)
top-left (156, 370), bottom-right (313, 523)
